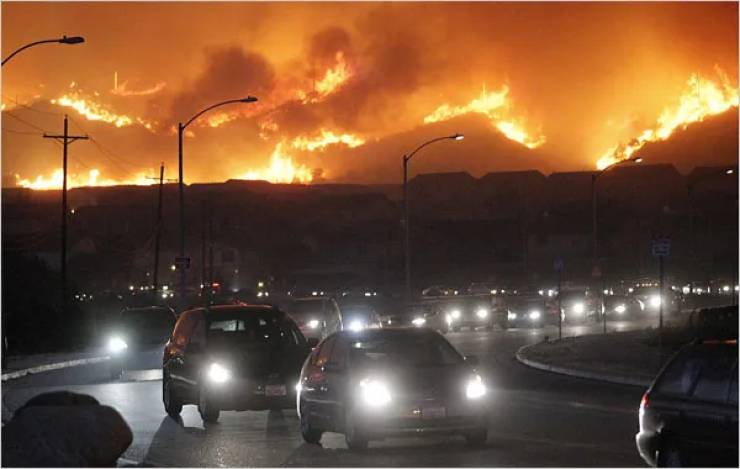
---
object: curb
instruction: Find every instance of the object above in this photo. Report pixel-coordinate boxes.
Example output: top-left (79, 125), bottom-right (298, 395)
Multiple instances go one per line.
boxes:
top-left (1, 355), bottom-right (111, 382)
top-left (515, 342), bottom-right (651, 388)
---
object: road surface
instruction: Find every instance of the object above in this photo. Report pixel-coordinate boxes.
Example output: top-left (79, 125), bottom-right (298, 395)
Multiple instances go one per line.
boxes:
top-left (3, 321), bottom-right (650, 467)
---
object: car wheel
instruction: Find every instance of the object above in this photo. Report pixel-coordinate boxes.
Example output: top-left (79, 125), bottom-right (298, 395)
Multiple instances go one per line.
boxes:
top-left (299, 401), bottom-right (323, 444)
top-left (162, 373), bottom-right (183, 417)
top-left (657, 440), bottom-right (683, 467)
top-left (344, 412), bottom-right (369, 451)
top-left (464, 427), bottom-right (488, 447)
top-left (198, 387), bottom-right (220, 424)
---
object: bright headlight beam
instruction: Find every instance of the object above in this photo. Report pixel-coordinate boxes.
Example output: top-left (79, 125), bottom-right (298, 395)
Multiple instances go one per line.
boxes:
top-left (572, 302), bottom-right (585, 314)
top-left (412, 317), bottom-right (426, 326)
top-left (108, 336), bottom-right (127, 353)
top-left (614, 304), bottom-right (626, 314)
top-left (359, 378), bottom-right (391, 406)
top-left (307, 319), bottom-right (320, 329)
top-left (349, 320), bottom-right (365, 332)
top-left (207, 362), bottom-right (231, 383)
top-left (528, 310), bottom-right (541, 320)
top-left (476, 308), bottom-right (489, 319)
top-left (450, 309), bottom-right (461, 319)
top-left (649, 295), bottom-right (661, 308)
top-left (507, 311), bottom-right (517, 320)
top-left (466, 374), bottom-right (486, 399)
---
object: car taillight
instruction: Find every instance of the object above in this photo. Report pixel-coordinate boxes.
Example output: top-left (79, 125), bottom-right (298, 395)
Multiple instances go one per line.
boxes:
top-left (640, 392), bottom-right (648, 409)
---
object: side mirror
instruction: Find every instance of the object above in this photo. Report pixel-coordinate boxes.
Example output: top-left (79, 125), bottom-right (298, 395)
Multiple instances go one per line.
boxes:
top-left (307, 338), bottom-right (319, 348)
top-left (465, 355), bottom-right (479, 366)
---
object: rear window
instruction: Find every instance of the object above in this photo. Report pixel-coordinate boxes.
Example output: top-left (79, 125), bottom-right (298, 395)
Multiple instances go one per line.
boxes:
top-left (655, 344), bottom-right (737, 402)
top-left (207, 310), bottom-right (300, 346)
top-left (349, 332), bottom-right (463, 368)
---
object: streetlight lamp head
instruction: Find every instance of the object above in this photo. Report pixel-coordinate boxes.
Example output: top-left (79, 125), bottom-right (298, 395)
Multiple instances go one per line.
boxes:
top-left (240, 96), bottom-right (258, 103)
top-left (59, 36), bottom-right (84, 44)
top-left (452, 133), bottom-right (465, 141)
top-left (632, 157), bottom-right (643, 163)
top-left (726, 169), bottom-right (734, 175)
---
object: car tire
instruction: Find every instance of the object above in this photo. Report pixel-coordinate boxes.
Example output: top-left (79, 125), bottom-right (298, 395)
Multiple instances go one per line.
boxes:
top-left (657, 440), bottom-right (683, 467)
top-left (162, 374), bottom-right (182, 417)
top-left (299, 402), bottom-right (323, 444)
top-left (344, 412), bottom-right (369, 451)
top-left (464, 427), bottom-right (488, 447)
top-left (198, 387), bottom-right (220, 424)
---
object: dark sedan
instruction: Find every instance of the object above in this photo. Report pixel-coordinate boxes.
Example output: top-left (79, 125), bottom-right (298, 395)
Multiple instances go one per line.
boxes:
top-left (636, 339), bottom-right (738, 467)
top-left (162, 305), bottom-right (315, 423)
top-left (296, 328), bottom-right (490, 450)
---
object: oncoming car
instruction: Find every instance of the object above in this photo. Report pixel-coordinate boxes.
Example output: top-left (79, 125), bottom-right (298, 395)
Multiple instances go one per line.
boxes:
top-left (339, 302), bottom-right (383, 332)
top-left (441, 295), bottom-right (499, 332)
top-left (281, 297), bottom-right (343, 341)
top-left (162, 305), bottom-right (315, 423)
top-left (505, 293), bottom-right (548, 328)
top-left (297, 328), bottom-right (490, 450)
top-left (108, 306), bottom-right (177, 380)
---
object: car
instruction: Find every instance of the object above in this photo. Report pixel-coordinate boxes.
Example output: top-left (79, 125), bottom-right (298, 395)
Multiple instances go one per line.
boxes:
top-left (635, 339), bottom-right (738, 467)
top-left (107, 306), bottom-right (177, 380)
top-left (558, 289), bottom-right (600, 324)
top-left (440, 295), bottom-right (500, 332)
top-left (631, 286), bottom-right (683, 316)
top-left (339, 302), bottom-right (383, 331)
top-left (505, 293), bottom-right (548, 328)
top-left (162, 305), bottom-right (316, 423)
top-left (281, 297), bottom-right (343, 340)
top-left (603, 294), bottom-right (641, 319)
top-left (296, 327), bottom-right (489, 450)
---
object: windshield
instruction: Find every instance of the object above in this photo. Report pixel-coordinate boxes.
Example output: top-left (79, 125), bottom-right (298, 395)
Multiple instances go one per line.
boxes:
top-left (349, 333), bottom-right (464, 367)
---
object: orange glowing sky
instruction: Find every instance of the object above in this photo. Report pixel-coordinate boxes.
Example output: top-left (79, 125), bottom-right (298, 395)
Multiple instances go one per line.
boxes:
top-left (2, 2), bottom-right (738, 188)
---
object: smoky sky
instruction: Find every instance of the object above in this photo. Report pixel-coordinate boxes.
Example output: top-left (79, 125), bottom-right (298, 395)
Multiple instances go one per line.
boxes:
top-left (2, 2), bottom-right (738, 184)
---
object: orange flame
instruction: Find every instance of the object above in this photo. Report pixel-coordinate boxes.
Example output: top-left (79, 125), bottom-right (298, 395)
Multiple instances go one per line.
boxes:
top-left (238, 142), bottom-right (315, 184)
top-left (291, 129), bottom-right (365, 151)
top-left (424, 85), bottom-right (545, 149)
top-left (15, 168), bottom-right (157, 190)
top-left (51, 85), bottom-right (156, 130)
top-left (315, 51), bottom-right (351, 97)
top-left (596, 71), bottom-right (739, 169)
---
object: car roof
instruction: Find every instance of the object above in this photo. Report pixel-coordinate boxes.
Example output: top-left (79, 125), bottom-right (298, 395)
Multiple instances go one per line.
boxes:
top-left (186, 304), bottom-right (281, 316)
top-left (336, 327), bottom-right (439, 341)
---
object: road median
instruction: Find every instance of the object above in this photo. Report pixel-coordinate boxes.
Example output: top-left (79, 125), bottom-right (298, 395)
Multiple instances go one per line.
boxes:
top-left (515, 329), bottom-right (672, 388)
top-left (2, 351), bottom-right (110, 382)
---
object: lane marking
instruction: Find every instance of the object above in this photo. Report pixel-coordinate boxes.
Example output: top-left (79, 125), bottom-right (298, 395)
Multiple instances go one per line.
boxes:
top-left (2, 356), bottom-right (111, 381)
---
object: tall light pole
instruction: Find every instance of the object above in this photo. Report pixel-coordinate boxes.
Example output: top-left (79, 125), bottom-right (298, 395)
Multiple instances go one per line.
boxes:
top-left (177, 97), bottom-right (258, 307)
top-left (687, 167), bottom-right (735, 294)
top-left (2, 36), bottom-right (84, 66)
top-left (402, 133), bottom-right (464, 305)
top-left (591, 156), bottom-right (642, 333)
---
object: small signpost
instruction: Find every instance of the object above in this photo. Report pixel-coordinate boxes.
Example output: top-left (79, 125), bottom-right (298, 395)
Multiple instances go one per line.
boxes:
top-left (652, 237), bottom-right (671, 357)
top-left (554, 258), bottom-right (563, 340)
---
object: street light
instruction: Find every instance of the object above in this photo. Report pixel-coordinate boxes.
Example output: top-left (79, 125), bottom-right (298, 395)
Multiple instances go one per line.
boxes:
top-left (177, 96), bottom-right (258, 306)
top-left (591, 156), bottom-right (642, 332)
top-left (686, 166), bottom-right (736, 296)
top-left (2, 35), bottom-right (85, 66)
top-left (402, 133), bottom-right (464, 304)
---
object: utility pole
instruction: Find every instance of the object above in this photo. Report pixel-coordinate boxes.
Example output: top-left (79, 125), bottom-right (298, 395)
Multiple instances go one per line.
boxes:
top-left (146, 163), bottom-right (176, 299)
top-left (43, 114), bottom-right (87, 314)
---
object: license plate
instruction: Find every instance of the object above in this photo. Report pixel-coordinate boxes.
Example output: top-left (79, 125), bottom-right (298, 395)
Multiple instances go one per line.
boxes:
top-left (265, 384), bottom-right (287, 396)
top-left (422, 406), bottom-right (446, 419)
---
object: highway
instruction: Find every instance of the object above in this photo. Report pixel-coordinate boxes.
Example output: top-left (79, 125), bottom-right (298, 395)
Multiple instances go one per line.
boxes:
top-left (3, 321), bottom-right (649, 467)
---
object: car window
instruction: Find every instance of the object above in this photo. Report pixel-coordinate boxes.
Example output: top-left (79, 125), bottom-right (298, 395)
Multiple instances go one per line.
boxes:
top-left (206, 310), bottom-right (294, 347)
top-left (692, 352), bottom-right (736, 403)
top-left (349, 332), bottom-right (464, 368)
top-left (654, 348), bottom-right (705, 396)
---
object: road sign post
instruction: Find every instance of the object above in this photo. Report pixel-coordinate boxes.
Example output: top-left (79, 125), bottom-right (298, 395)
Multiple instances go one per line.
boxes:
top-left (554, 258), bottom-right (563, 340)
top-left (652, 238), bottom-right (671, 360)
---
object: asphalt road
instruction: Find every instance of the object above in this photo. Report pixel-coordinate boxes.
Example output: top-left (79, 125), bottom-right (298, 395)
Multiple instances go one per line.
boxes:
top-left (3, 321), bottom-right (650, 467)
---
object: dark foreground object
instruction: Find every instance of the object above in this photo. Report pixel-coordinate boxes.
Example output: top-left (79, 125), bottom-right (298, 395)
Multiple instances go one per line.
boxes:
top-left (2, 391), bottom-right (133, 467)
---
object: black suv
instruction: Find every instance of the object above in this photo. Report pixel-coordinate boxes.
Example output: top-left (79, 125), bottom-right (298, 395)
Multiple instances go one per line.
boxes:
top-left (636, 339), bottom-right (738, 467)
top-left (162, 305), bottom-right (316, 423)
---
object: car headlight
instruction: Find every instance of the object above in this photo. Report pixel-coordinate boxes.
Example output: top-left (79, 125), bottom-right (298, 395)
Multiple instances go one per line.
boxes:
top-left (307, 319), bottom-right (320, 329)
top-left (349, 320), bottom-right (365, 332)
top-left (450, 309), bottom-right (461, 319)
top-left (614, 304), bottom-right (626, 314)
top-left (108, 336), bottom-right (128, 354)
top-left (476, 308), bottom-right (489, 319)
top-left (507, 311), bottom-right (517, 320)
top-left (529, 310), bottom-right (541, 320)
top-left (572, 302), bottom-right (585, 314)
top-left (465, 374), bottom-right (486, 399)
top-left (207, 362), bottom-right (231, 383)
top-left (649, 295), bottom-right (661, 308)
top-left (359, 378), bottom-right (391, 407)
top-left (412, 317), bottom-right (426, 327)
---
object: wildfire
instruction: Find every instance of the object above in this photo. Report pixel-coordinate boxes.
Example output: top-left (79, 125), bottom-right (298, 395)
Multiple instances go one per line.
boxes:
top-left (596, 71), bottom-right (739, 169)
top-left (15, 168), bottom-right (157, 190)
top-left (298, 51), bottom-right (353, 104)
top-left (51, 84), bottom-right (155, 130)
top-left (239, 142), bottom-right (315, 184)
top-left (291, 129), bottom-right (365, 151)
top-left (424, 85), bottom-right (546, 149)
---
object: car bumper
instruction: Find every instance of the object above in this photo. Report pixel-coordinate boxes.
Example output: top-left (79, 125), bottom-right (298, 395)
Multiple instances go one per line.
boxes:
top-left (353, 401), bottom-right (488, 438)
top-left (205, 379), bottom-right (297, 411)
top-left (635, 431), bottom-right (658, 467)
